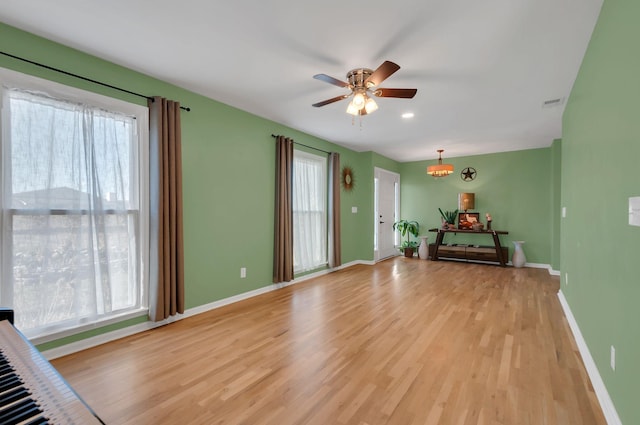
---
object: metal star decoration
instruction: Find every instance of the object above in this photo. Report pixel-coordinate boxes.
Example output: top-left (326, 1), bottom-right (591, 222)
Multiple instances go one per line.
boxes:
top-left (461, 167), bottom-right (477, 181)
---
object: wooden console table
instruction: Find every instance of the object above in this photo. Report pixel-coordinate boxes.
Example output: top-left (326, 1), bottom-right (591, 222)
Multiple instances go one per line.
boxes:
top-left (428, 228), bottom-right (509, 267)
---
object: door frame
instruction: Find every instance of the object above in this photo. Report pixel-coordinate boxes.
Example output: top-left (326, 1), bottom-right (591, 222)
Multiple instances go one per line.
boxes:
top-left (374, 167), bottom-right (400, 262)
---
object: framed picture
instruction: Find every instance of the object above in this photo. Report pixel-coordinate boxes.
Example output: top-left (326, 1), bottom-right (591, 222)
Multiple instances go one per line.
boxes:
top-left (458, 212), bottom-right (480, 229)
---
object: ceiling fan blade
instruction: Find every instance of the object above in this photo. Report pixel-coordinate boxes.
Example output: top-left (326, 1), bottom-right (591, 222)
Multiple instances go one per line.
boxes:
top-left (312, 94), bottom-right (350, 107)
top-left (365, 61), bottom-right (401, 87)
top-left (313, 74), bottom-right (350, 88)
top-left (373, 88), bottom-right (417, 98)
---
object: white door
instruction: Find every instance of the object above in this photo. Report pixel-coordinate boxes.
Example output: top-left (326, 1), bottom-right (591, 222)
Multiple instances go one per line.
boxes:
top-left (375, 168), bottom-right (400, 260)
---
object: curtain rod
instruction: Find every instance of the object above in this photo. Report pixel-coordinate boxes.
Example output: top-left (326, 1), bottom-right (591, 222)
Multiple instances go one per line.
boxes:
top-left (0, 51), bottom-right (191, 111)
top-left (271, 134), bottom-right (331, 155)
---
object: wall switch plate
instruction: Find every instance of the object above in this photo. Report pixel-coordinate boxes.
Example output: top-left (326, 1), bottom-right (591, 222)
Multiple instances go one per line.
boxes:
top-left (610, 345), bottom-right (616, 371)
top-left (629, 197), bottom-right (640, 226)
top-left (240, 267), bottom-right (246, 278)
top-left (352, 206), bottom-right (358, 213)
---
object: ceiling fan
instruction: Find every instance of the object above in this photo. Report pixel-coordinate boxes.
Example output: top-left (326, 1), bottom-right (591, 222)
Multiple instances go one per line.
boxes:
top-left (312, 60), bottom-right (417, 116)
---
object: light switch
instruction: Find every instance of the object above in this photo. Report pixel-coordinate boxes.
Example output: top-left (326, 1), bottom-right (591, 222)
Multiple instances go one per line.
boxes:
top-left (352, 206), bottom-right (358, 213)
top-left (629, 197), bottom-right (640, 226)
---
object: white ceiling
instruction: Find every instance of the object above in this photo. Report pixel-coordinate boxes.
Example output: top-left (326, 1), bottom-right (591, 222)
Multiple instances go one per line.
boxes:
top-left (0, 0), bottom-right (603, 162)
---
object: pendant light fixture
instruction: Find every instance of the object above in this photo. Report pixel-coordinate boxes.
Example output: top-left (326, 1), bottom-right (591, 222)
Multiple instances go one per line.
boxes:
top-left (427, 149), bottom-right (454, 178)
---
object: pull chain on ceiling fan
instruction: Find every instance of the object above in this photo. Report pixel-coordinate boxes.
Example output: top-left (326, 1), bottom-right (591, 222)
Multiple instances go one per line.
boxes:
top-left (312, 60), bottom-right (417, 116)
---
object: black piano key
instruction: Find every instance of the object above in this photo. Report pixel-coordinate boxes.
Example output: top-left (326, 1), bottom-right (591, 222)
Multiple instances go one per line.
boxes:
top-left (0, 387), bottom-right (30, 409)
top-left (0, 371), bottom-right (18, 385)
top-left (0, 398), bottom-right (41, 423)
top-left (0, 366), bottom-right (14, 379)
top-left (3, 403), bottom-right (43, 425)
top-left (24, 416), bottom-right (50, 425)
top-left (0, 375), bottom-right (21, 393)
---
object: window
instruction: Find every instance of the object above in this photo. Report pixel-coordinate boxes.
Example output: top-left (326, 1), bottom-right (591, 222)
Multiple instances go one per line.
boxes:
top-left (0, 68), bottom-right (149, 340)
top-left (292, 150), bottom-right (327, 273)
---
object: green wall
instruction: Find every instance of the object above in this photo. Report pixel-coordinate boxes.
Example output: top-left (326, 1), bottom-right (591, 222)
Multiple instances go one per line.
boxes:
top-left (372, 152), bottom-right (402, 174)
top-left (550, 139), bottom-right (562, 271)
top-left (399, 149), bottom-right (555, 265)
top-left (0, 22), bottom-right (376, 348)
top-left (561, 0), bottom-right (640, 422)
top-left (338, 151), bottom-right (376, 263)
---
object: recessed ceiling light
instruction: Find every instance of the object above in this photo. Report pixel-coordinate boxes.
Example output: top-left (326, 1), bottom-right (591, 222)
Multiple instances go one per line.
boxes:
top-left (402, 112), bottom-right (415, 119)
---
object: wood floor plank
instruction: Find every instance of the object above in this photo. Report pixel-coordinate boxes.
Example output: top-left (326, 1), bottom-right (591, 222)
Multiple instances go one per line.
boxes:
top-left (51, 258), bottom-right (607, 425)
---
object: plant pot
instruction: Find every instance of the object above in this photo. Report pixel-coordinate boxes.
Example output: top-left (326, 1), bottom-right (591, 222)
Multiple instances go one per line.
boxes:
top-left (403, 247), bottom-right (415, 258)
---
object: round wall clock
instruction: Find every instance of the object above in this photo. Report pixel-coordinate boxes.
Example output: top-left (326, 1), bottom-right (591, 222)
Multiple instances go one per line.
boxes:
top-left (461, 167), bottom-right (477, 181)
top-left (342, 166), bottom-right (355, 191)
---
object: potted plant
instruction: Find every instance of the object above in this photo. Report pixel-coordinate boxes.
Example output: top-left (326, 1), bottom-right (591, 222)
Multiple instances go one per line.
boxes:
top-left (393, 219), bottom-right (420, 257)
top-left (438, 208), bottom-right (458, 229)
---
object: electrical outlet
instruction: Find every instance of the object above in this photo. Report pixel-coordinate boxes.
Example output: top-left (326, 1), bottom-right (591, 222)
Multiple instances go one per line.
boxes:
top-left (240, 267), bottom-right (246, 278)
top-left (562, 207), bottom-right (567, 218)
top-left (565, 273), bottom-right (569, 286)
top-left (610, 345), bottom-right (616, 371)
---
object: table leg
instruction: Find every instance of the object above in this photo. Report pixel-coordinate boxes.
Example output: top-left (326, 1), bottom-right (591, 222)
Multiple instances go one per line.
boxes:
top-left (432, 231), bottom-right (445, 261)
top-left (491, 232), bottom-right (506, 267)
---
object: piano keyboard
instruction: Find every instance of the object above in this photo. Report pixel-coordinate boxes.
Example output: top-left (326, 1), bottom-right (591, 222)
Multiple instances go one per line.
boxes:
top-left (0, 320), bottom-right (104, 424)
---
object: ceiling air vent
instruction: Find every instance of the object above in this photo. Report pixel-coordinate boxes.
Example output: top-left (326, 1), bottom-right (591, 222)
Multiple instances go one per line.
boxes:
top-left (542, 97), bottom-right (565, 108)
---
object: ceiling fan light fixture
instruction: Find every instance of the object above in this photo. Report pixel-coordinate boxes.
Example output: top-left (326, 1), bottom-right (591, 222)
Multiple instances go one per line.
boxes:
top-left (352, 91), bottom-right (366, 109)
top-left (312, 61), bottom-right (417, 118)
top-left (346, 101), bottom-right (360, 116)
top-left (427, 149), bottom-right (454, 178)
top-left (365, 97), bottom-right (378, 114)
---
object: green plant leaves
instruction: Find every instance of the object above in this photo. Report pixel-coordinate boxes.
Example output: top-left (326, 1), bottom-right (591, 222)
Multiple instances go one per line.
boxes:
top-left (393, 219), bottom-right (420, 245)
top-left (438, 208), bottom-right (458, 224)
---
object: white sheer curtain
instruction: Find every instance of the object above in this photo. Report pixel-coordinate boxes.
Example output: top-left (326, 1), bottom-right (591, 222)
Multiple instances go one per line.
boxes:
top-left (1, 87), bottom-right (143, 338)
top-left (292, 150), bottom-right (327, 273)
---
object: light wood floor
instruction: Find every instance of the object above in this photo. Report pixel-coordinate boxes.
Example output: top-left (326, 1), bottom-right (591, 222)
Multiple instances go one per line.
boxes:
top-left (52, 258), bottom-right (606, 425)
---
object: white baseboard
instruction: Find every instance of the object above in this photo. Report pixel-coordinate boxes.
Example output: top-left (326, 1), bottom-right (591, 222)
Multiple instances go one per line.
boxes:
top-left (516, 262), bottom-right (560, 276)
top-left (42, 259), bottom-right (374, 360)
top-left (352, 259), bottom-right (376, 266)
top-left (557, 290), bottom-right (621, 425)
top-left (522, 261), bottom-right (560, 276)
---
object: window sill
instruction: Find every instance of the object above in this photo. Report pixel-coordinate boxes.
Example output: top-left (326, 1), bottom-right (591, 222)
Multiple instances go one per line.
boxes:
top-left (29, 308), bottom-right (149, 346)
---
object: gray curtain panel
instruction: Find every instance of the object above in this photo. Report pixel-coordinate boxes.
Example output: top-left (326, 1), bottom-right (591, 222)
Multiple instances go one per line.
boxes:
top-left (273, 135), bottom-right (294, 283)
top-left (148, 97), bottom-right (185, 321)
top-left (328, 152), bottom-right (342, 268)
